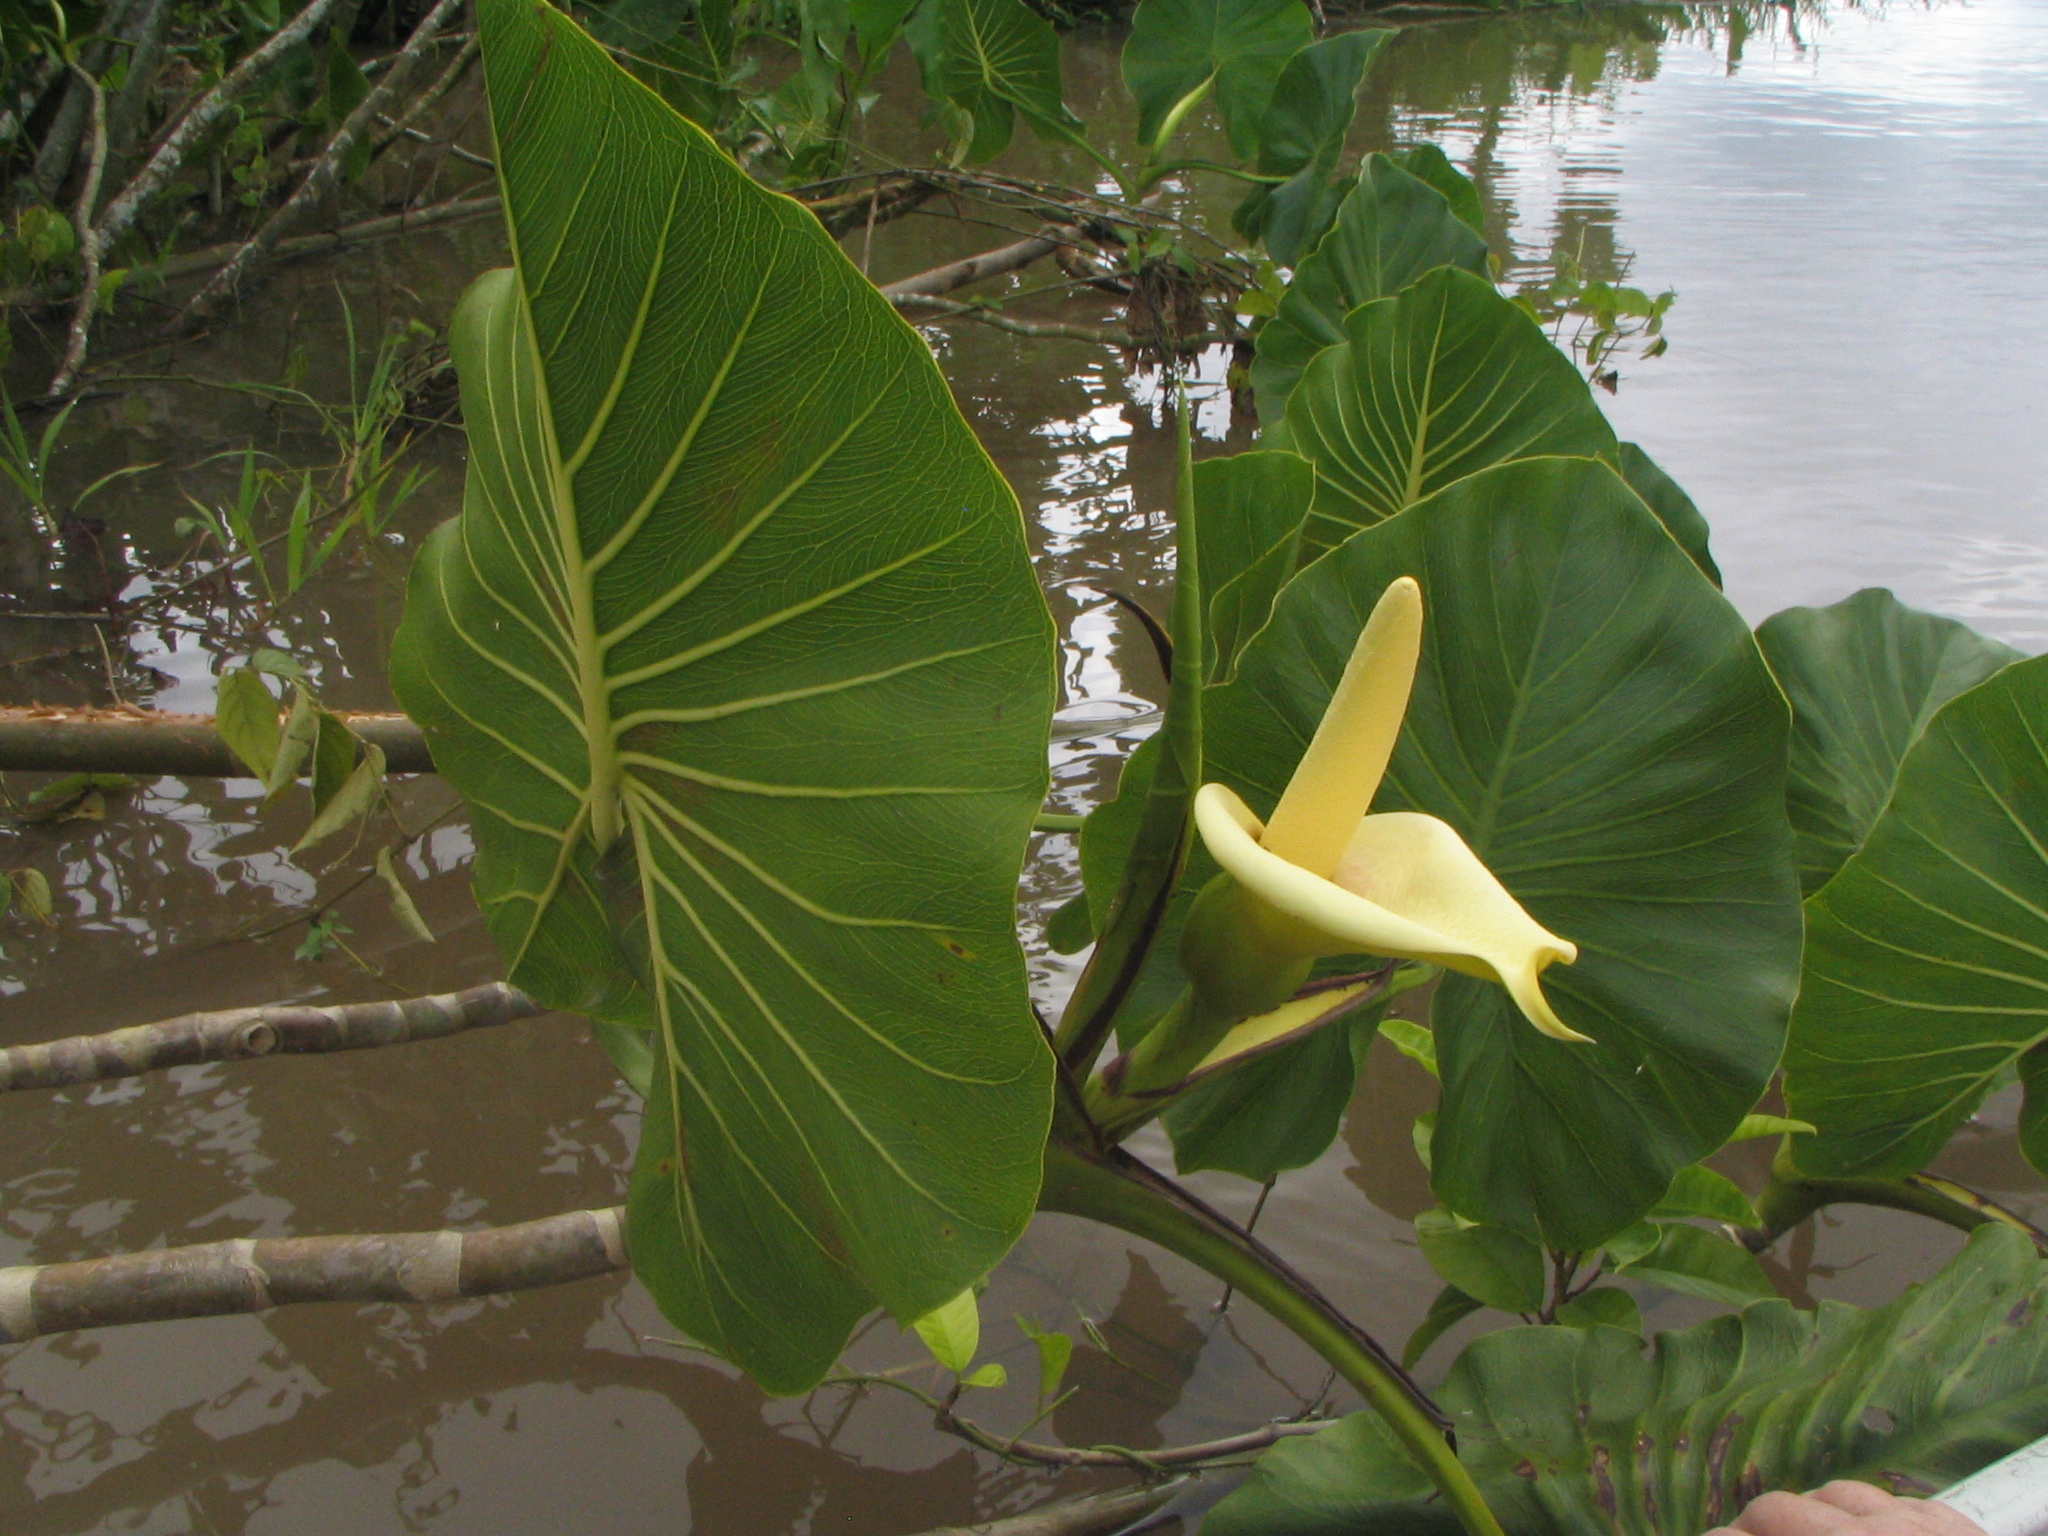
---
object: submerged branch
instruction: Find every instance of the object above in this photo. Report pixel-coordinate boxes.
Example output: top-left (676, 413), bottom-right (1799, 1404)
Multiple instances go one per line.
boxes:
top-left (0, 1205), bottom-right (627, 1343)
top-left (0, 705), bottom-right (433, 775)
top-left (0, 981), bottom-right (540, 1093)
top-left (895, 1485), bottom-right (1179, 1536)
top-left (879, 229), bottom-right (1068, 299)
top-left (892, 293), bottom-right (1130, 346)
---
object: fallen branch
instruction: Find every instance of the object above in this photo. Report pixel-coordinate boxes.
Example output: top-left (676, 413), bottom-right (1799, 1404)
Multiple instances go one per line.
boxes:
top-left (0, 980), bottom-right (539, 1092)
top-left (0, 1205), bottom-right (627, 1343)
top-left (178, 0), bottom-right (469, 327)
top-left (879, 229), bottom-right (1068, 299)
top-left (898, 1485), bottom-right (1180, 1536)
top-left (0, 705), bottom-right (433, 775)
top-left (892, 293), bottom-right (1129, 346)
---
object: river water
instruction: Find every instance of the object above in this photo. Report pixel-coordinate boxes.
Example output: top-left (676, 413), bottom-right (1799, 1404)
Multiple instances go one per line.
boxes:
top-left (1, 2), bottom-right (2044, 1532)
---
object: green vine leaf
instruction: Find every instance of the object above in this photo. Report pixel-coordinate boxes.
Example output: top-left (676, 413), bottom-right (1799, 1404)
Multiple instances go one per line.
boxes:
top-left (393, 0), bottom-right (1056, 1395)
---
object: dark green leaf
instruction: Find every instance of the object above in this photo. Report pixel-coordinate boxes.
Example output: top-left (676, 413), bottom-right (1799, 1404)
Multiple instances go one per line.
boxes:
top-left (1234, 31), bottom-right (1390, 265)
top-left (938, 0), bottom-right (1080, 162)
top-left (1552, 1285), bottom-right (1638, 1332)
top-left (1787, 653), bottom-right (2048, 1180)
top-left (309, 710), bottom-right (359, 817)
top-left (1619, 1222), bottom-right (1774, 1306)
top-left (293, 743), bottom-right (384, 853)
top-left (1602, 1219), bottom-right (1660, 1269)
top-left (1121, 0), bottom-right (1311, 157)
top-left (1279, 268), bottom-right (1615, 545)
top-left (1396, 143), bottom-right (1485, 235)
top-left (1617, 441), bottom-right (1720, 586)
top-left (1017, 1313), bottom-right (1074, 1401)
top-left (1403, 1284), bottom-right (1482, 1369)
top-left (1211, 1227), bottom-right (2048, 1536)
top-left (392, 0), bottom-right (1056, 1395)
top-left (1162, 1001), bottom-right (1384, 1181)
top-left (1193, 448), bottom-right (1311, 682)
top-left (1250, 153), bottom-right (1490, 424)
top-left (265, 686), bottom-right (319, 799)
top-left (1045, 889), bottom-right (1093, 953)
top-left (1415, 1208), bottom-right (1545, 1313)
top-left (1757, 587), bottom-right (2020, 895)
top-left (1207, 457), bottom-right (1800, 1246)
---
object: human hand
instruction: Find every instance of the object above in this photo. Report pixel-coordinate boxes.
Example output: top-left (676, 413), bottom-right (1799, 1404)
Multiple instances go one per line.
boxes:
top-left (1709, 1481), bottom-right (1988, 1536)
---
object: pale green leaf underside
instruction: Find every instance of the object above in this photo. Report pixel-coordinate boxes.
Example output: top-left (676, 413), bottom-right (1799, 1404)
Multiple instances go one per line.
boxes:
top-left (1208, 1225), bottom-right (2048, 1535)
top-left (392, 0), bottom-right (1055, 1395)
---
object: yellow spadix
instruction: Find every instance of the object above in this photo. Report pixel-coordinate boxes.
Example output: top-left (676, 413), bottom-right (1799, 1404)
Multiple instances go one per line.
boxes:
top-left (1194, 576), bottom-right (1586, 1043)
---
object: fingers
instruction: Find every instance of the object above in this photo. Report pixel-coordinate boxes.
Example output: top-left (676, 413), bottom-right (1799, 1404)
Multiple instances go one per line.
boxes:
top-left (1809, 1483), bottom-right (1902, 1517)
top-left (1731, 1491), bottom-right (1859, 1536)
top-left (1706, 1484), bottom-right (1990, 1536)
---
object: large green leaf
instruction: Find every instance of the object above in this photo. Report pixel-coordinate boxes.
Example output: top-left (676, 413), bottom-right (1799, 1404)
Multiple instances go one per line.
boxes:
top-left (1121, 0), bottom-right (1312, 157)
top-left (1757, 588), bottom-right (2021, 896)
top-left (937, 0), bottom-right (1081, 162)
top-left (1250, 154), bottom-right (1490, 423)
top-left (1207, 1224), bottom-right (2048, 1535)
top-left (1618, 441), bottom-right (1720, 586)
top-left (391, 0), bottom-right (1056, 1395)
top-left (1233, 31), bottom-right (1391, 266)
top-left (1193, 448), bottom-right (1312, 683)
top-left (1207, 457), bottom-right (1800, 1246)
top-left (1279, 266), bottom-right (1616, 544)
top-left (1786, 652), bottom-right (2048, 1181)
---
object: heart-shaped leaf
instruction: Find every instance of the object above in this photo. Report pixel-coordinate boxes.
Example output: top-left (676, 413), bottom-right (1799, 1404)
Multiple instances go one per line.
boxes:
top-left (1121, 0), bottom-right (1311, 157)
top-left (1207, 1224), bottom-right (2048, 1536)
top-left (1193, 448), bottom-right (1312, 682)
top-left (1618, 441), bottom-right (1720, 585)
top-left (1233, 31), bottom-right (1391, 265)
top-left (1786, 653), bottom-right (2048, 1180)
top-left (1278, 266), bottom-right (1616, 544)
top-left (1757, 587), bottom-right (2020, 895)
top-left (1207, 456), bottom-right (1800, 1246)
top-left (1250, 154), bottom-right (1490, 423)
top-left (392, 0), bottom-right (1056, 1394)
top-left (938, 0), bottom-right (1082, 161)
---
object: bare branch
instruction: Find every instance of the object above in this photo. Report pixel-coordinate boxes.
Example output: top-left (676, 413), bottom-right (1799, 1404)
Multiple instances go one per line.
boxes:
top-left (895, 1485), bottom-right (1180, 1536)
top-left (178, 0), bottom-right (468, 327)
top-left (49, 66), bottom-right (110, 395)
top-left (0, 1205), bottom-right (627, 1343)
top-left (370, 31), bottom-right (480, 159)
top-left (0, 705), bottom-right (433, 775)
top-left (892, 293), bottom-right (1129, 346)
top-left (0, 980), bottom-right (540, 1093)
top-left (51, 0), bottom-right (340, 393)
top-left (880, 230), bottom-right (1068, 299)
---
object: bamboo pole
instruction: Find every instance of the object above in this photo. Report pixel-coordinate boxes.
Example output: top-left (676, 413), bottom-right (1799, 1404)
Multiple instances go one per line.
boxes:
top-left (0, 980), bottom-right (539, 1092)
top-left (0, 706), bottom-right (433, 775)
top-left (0, 1206), bottom-right (627, 1343)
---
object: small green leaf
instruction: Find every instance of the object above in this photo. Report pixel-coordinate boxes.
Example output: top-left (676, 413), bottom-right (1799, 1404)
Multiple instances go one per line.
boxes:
top-left (1652, 1166), bottom-right (1757, 1226)
top-left (215, 668), bottom-right (282, 781)
top-left (264, 686), bottom-right (320, 799)
top-left (292, 743), bottom-right (384, 853)
top-left (1016, 1314), bottom-right (1073, 1402)
top-left (1414, 1209), bottom-right (1545, 1314)
top-left (1411, 1109), bottom-right (1434, 1172)
top-left (960, 1361), bottom-right (1007, 1388)
top-left (294, 912), bottom-right (349, 963)
top-left (1603, 1220), bottom-right (1660, 1270)
top-left (247, 648), bottom-right (309, 680)
top-left (1553, 1286), bottom-right (1640, 1332)
top-left (309, 710), bottom-right (359, 817)
top-left (1044, 890), bottom-right (1093, 954)
top-left (1619, 1223), bottom-right (1775, 1306)
top-left (12, 868), bottom-right (53, 926)
top-left (912, 1288), bottom-right (981, 1373)
top-left (376, 846), bottom-right (435, 944)
top-left (1377, 1017), bottom-right (1437, 1077)
top-left (1402, 1283), bottom-right (1481, 1368)
top-left (1729, 1113), bottom-right (1815, 1143)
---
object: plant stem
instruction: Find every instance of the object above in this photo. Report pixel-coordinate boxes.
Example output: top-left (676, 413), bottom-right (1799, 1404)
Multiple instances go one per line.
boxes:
top-left (1038, 1141), bottom-right (1505, 1536)
top-left (1743, 1148), bottom-right (2048, 1255)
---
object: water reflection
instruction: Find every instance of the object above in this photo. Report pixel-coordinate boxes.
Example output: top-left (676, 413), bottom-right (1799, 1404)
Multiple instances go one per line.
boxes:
top-left (2, 1), bottom-right (2047, 1531)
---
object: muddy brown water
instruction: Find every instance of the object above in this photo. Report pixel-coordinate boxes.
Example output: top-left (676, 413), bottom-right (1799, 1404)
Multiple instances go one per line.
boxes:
top-left (2, 2), bottom-right (2046, 1531)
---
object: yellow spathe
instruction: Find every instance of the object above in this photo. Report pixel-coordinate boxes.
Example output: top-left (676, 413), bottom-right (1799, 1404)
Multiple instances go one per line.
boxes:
top-left (1196, 578), bottom-right (1586, 1043)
